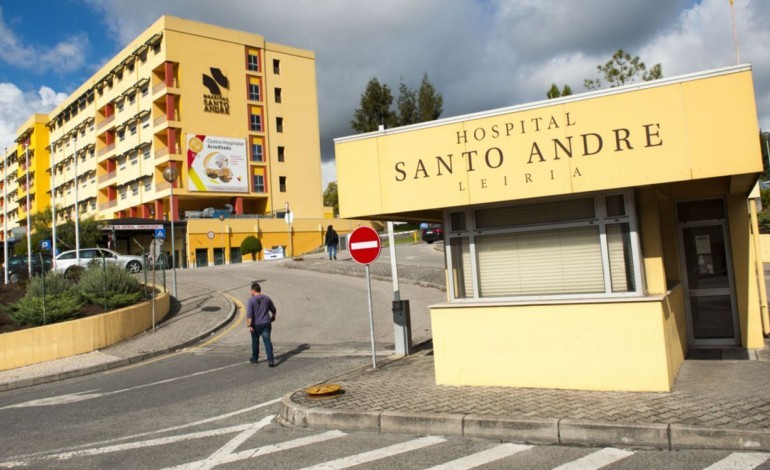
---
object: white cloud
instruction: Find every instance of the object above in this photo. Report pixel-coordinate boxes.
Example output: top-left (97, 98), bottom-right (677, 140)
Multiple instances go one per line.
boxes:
top-left (0, 84), bottom-right (67, 147)
top-left (81, 0), bottom-right (770, 163)
top-left (0, 8), bottom-right (89, 74)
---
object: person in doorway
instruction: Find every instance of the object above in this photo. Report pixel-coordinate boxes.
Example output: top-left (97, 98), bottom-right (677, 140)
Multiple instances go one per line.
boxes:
top-left (246, 282), bottom-right (277, 367)
top-left (325, 225), bottom-right (339, 260)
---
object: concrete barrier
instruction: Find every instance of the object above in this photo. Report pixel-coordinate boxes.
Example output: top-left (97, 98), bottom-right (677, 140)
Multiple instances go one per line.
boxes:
top-left (0, 293), bottom-right (170, 371)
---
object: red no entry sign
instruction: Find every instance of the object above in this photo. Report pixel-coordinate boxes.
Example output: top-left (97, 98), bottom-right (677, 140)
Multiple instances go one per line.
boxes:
top-left (348, 226), bottom-right (382, 265)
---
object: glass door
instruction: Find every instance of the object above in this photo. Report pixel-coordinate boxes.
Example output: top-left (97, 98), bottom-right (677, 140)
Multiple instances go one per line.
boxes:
top-left (677, 200), bottom-right (739, 345)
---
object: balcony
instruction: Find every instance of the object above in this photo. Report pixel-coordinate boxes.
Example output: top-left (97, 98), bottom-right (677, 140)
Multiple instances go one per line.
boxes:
top-left (97, 143), bottom-right (116, 158)
top-left (98, 171), bottom-right (117, 185)
top-left (99, 199), bottom-right (118, 211)
top-left (97, 115), bottom-right (115, 131)
top-left (155, 181), bottom-right (171, 192)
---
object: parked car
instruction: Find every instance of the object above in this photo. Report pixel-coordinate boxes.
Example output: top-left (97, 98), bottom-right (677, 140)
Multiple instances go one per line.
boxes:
top-left (422, 224), bottom-right (444, 244)
top-left (54, 248), bottom-right (144, 275)
top-left (3, 254), bottom-right (53, 283)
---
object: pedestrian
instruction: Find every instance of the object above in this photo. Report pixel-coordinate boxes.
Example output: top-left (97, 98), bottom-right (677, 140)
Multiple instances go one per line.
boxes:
top-left (246, 282), bottom-right (277, 367)
top-left (324, 225), bottom-right (339, 260)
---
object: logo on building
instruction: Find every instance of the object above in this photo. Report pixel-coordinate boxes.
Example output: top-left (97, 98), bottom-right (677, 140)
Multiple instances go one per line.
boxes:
top-left (202, 68), bottom-right (230, 115)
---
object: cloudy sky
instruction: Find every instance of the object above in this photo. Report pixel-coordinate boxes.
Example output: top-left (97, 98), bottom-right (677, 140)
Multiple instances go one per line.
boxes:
top-left (1, 0), bottom-right (768, 187)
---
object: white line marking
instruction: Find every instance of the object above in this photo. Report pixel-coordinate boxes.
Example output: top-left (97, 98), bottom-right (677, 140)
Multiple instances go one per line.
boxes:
top-left (350, 241), bottom-right (378, 250)
top-left (0, 399), bottom-right (280, 466)
top-left (0, 422), bottom-right (264, 468)
top-left (173, 431), bottom-right (348, 469)
top-left (704, 452), bottom-right (770, 470)
top-left (552, 447), bottom-right (635, 470)
top-left (1, 362), bottom-right (244, 409)
top-left (298, 435), bottom-right (446, 470)
top-left (424, 443), bottom-right (533, 469)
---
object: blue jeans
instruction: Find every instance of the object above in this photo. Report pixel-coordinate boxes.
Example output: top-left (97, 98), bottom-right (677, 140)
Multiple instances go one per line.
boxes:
top-left (250, 323), bottom-right (274, 363)
top-left (327, 244), bottom-right (337, 259)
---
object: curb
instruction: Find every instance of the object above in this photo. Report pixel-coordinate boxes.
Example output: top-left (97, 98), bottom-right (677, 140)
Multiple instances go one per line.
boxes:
top-left (279, 395), bottom-right (770, 451)
top-left (0, 292), bottom-right (237, 392)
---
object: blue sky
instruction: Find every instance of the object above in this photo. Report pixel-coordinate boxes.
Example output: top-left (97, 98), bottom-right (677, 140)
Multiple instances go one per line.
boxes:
top-left (1, 0), bottom-right (768, 186)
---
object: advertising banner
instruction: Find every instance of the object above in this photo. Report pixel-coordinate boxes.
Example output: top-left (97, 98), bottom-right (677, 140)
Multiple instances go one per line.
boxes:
top-left (187, 134), bottom-right (248, 193)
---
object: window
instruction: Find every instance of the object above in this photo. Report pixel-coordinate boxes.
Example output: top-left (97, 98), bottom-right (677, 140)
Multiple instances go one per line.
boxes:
top-left (118, 130), bottom-right (125, 141)
top-left (141, 85), bottom-right (149, 96)
top-left (250, 114), bottom-right (262, 132)
top-left (276, 117), bottom-right (283, 133)
top-left (130, 125), bottom-right (137, 135)
top-left (252, 174), bottom-right (264, 193)
top-left (249, 83), bottom-right (261, 101)
top-left (445, 191), bottom-right (642, 301)
top-left (153, 41), bottom-right (161, 54)
top-left (139, 51), bottom-right (147, 63)
top-left (142, 115), bottom-right (150, 128)
top-left (131, 185), bottom-right (139, 196)
top-left (248, 53), bottom-right (259, 71)
top-left (279, 176), bottom-right (286, 192)
top-left (130, 153), bottom-right (138, 165)
top-left (144, 179), bottom-right (152, 191)
top-left (274, 88), bottom-right (282, 103)
top-left (143, 148), bottom-right (151, 159)
top-left (251, 143), bottom-right (263, 162)
top-left (277, 146), bottom-right (285, 162)
top-left (119, 188), bottom-right (127, 200)
top-left (116, 101), bottom-right (124, 112)
top-left (118, 156), bottom-right (126, 170)
top-left (128, 93), bottom-right (135, 104)
top-left (272, 59), bottom-right (280, 74)
top-left (90, 201), bottom-right (96, 211)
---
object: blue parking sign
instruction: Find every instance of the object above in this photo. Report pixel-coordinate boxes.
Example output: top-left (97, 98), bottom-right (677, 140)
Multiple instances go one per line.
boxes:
top-left (154, 228), bottom-right (166, 239)
top-left (41, 240), bottom-right (51, 250)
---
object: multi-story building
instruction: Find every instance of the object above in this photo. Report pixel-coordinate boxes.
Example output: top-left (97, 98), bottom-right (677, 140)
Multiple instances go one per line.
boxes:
top-left (46, 15), bottom-right (324, 228)
top-left (14, 114), bottom-right (52, 230)
top-left (0, 147), bottom-right (20, 243)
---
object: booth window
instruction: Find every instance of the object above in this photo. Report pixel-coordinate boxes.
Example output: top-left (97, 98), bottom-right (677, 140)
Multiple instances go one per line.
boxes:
top-left (445, 190), bottom-right (642, 301)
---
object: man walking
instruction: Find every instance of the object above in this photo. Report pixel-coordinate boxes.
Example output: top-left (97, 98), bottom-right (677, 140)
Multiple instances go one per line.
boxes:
top-left (246, 282), bottom-right (277, 367)
top-left (325, 225), bottom-right (339, 260)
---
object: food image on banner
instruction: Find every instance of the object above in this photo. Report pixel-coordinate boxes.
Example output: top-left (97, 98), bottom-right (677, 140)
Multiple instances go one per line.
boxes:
top-left (187, 134), bottom-right (248, 192)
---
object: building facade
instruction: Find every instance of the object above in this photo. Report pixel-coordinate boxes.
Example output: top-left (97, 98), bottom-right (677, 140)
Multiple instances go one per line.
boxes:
top-left (335, 65), bottom-right (769, 392)
top-left (44, 15), bottom-right (323, 231)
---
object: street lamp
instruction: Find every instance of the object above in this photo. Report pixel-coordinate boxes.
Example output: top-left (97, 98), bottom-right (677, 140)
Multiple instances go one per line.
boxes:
top-left (218, 214), bottom-right (226, 265)
top-left (162, 165), bottom-right (179, 298)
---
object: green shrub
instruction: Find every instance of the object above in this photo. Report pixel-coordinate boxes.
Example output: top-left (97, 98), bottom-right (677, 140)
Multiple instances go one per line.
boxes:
top-left (25, 272), bottom-right (74, 298)
top-left (761, 187), bottom-right (770, 210)
top-left (77, 263), bottom-right (144, 309)
top-left (241, 235), bottom-right (263, 261)
top-left (9, 293), bottom-right (84, 326)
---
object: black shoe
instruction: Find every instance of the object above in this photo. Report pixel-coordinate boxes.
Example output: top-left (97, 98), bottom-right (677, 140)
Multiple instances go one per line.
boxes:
top-left (334, 256), bottom-right (337, 260)
top-left (268, 361), bottom-right (275, 368)
top-left (250, 358), bottom-right (258, 364)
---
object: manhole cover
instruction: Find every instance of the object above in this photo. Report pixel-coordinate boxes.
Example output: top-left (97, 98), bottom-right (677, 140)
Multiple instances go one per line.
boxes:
top-left (305, 383), bottom-right (342, 399)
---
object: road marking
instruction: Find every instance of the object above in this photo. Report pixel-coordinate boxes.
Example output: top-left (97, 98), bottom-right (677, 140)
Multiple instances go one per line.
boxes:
top-left (424, 443), bottom-right (533, 469)
top-left (1, 362), bottom-right (243, 409)
top-left (0, 421), bottom-right (271, 468)
top-left (350, 241), bottom-right (378, 250)
top-left (298, 435), bottom-right (446, 469)
top-left (552, 447), bottom-right (635, 470)
top-left (704, 452), bottom-right (770, 470)
top-left (0, 399), bottom-right (281, 465)
top-left (194, 293), bottom-right (245, 350)
top-left (169, 430), bottom-right (347, 469)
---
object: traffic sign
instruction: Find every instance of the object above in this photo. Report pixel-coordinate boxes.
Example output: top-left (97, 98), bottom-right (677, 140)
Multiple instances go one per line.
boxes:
top-left (349, 226), bottom-right (382, 265)
top-left (207, 231), bottom-right (215, 240)
top-left (41, 240), bottom-right (51, 250)
top-left (284, 211), bottom-right (294, 225)
top-left (154, 228), bottom-right (166, 239)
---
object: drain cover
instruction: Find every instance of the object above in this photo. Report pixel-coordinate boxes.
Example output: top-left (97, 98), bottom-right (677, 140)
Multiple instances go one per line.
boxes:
top-left (305, 384), bottom-right (342, 399)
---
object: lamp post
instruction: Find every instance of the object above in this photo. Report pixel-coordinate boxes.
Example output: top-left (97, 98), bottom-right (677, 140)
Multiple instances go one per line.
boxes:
top-left (162, 165), bottom-right (179, 298)
top-left (764, 132), bottom-right (770, 172)
top-left (50, 143), bottom-right (57, 271)
top-left (24, 140), bottom-right (32, 278)
top-left (74, 133), bottom-right (81, 269)
top-left (2, 146), bottom-right (8, 285)
top-left (218, 214), bottom-right (225, 265)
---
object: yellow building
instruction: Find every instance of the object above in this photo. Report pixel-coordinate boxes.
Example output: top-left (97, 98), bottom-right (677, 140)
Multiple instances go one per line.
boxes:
top-left (1, 147), bottom-right (20, 243)
top-left (335, 65), bottom-right (770, 392)
top-left (42, 15), bottom-right (327, 262)
top-left (13, 114), bottom-right (52, 230)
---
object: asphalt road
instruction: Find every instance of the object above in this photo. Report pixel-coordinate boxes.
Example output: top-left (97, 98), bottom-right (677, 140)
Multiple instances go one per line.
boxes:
top-left (1, 261), bottom-right (769, 468)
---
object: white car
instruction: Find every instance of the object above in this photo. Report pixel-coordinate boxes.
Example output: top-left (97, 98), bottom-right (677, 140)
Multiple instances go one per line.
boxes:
top-left (55, 248), bottom-right (144, 275)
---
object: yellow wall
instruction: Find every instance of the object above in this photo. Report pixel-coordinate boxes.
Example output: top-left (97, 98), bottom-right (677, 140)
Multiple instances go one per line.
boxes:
top-left (0, 293), bottom-right (169, 371)
top-left (336, 67), bottom-right (762, 219)
top-left (185, 217), bottom-right (367, 264)
top-left (760, 234), bottom-right (770, 263)
top-left (431, 294), bottom-right (681, 392)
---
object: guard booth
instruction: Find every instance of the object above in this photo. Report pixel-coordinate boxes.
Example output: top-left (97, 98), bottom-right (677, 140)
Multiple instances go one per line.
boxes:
top-left (100, 218), bottom-right (187, 269)
top-left (334, 65), bottom-right (769, 392)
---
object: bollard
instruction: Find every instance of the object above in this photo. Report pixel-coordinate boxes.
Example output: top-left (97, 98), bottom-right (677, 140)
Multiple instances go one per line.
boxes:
top-left (392, 300), bottom-right (412, 355)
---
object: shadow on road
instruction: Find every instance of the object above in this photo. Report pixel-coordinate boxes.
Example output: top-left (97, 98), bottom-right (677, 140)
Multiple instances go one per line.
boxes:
top-left (275, 343), bottom-right (311, 366)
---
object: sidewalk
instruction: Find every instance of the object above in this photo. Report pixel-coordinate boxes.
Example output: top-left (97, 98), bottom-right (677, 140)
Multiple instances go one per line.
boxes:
top-left (0, 280), bottom-right (235, 392)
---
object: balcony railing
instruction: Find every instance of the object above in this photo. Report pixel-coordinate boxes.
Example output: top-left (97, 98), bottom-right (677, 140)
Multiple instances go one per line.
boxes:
top-left (97, 143), bottom-right (115, 157)
top-left (155, 181), bottom-right (171, 192)
top-left (99, 200), bottom-right (118, 211)
top-left (97, 115), bottom-right (115, 131)
top-left (98, 171), bottom-right (117, 183)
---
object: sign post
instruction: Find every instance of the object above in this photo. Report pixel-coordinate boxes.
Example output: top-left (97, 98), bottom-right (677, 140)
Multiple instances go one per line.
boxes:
top-left (349, 226), bottom-right (383, 369)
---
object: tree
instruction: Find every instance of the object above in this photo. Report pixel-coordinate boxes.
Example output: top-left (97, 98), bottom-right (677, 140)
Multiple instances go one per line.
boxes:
top-left (547, 83), bottom-right (573, 99)
top-left (396, 77), bottom-right (419, 126)
top-left (13, 211), bottom-right (102, 256)
top-left (351, 77), bottom-right (397, 133)
top-left (417, 73), bottom-right (443, 122)
top-left (240, 236), bottom-right (263, 261)
top-left (584, 49), bottom-right (663, 90)
top-left (323, 182), bottom-right (339, 217)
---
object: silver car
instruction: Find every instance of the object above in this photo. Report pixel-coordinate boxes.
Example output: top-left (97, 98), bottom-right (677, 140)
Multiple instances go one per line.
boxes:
top-left (54, 248), bottom-right (144, 275)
